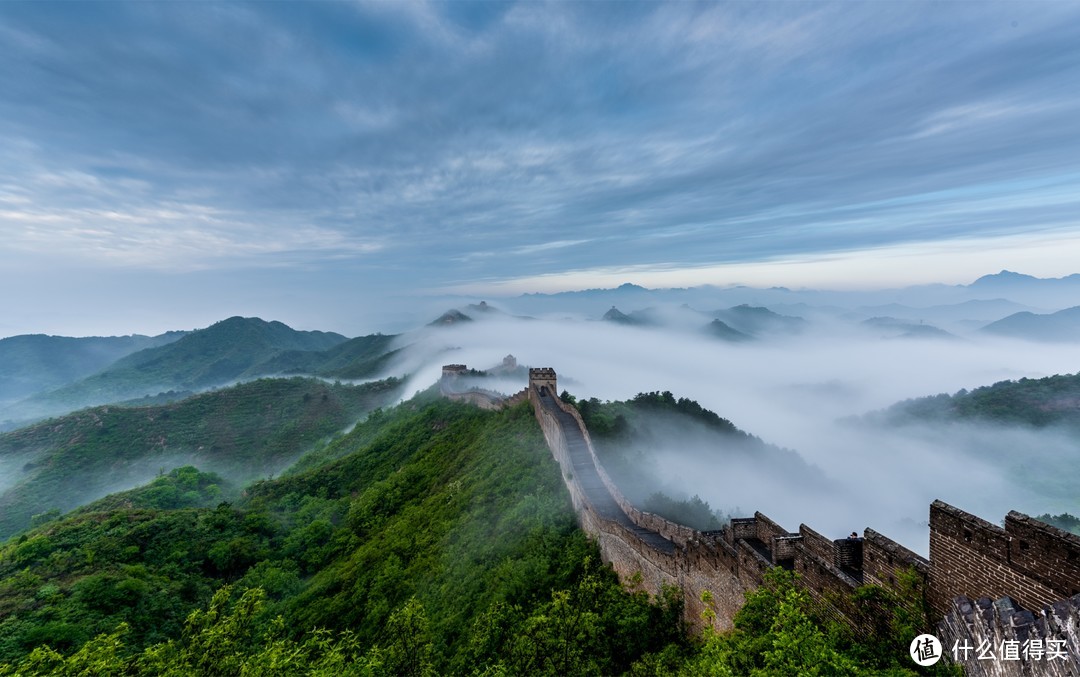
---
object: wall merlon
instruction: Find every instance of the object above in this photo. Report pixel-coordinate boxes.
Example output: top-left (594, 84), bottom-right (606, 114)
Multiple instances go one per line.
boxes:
top-left (794, 543), bottom-right (861, 589)
top-left (772, 535), bottom-right (803, 563)
top-left (798, 524), bottom-right (838, 563)
top-left (753, 511), bottom-right (793, 546)
top-left (731, 518), bottom-right (756, 543)
top-left (931, 500), bottom-right (1010, 564)
top-left (864, 528), bottom-right (929, 575)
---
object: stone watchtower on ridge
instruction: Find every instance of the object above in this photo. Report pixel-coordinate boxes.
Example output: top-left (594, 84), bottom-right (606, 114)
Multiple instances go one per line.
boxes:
top-left (529, 367), bottom-right (557, 395)
top-left (441, 364), bottom-right (467, 379)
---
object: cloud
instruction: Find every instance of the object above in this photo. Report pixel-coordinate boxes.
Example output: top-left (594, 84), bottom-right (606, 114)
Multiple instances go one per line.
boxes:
top-left (393, 314), bottom-right (1080, 553)
top-left (3, 2), bottom-right (1080, 331)
top-left (441, 228), bottom-right (1080, 294)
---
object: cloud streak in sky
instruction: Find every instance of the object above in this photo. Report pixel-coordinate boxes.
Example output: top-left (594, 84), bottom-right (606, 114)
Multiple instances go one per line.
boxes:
top-left (2, 1), bottom-right (1080, 334)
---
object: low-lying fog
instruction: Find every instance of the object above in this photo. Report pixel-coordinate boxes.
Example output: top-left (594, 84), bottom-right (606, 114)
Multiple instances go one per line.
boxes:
top-left (392, 313), bottom-right (1080, 555)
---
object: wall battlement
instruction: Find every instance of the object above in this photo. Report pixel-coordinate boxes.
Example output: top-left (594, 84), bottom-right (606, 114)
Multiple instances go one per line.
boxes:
top-left (929, 500), bottom-right (1080, 615)
top-left (439, 363), bottom-right (528, 410)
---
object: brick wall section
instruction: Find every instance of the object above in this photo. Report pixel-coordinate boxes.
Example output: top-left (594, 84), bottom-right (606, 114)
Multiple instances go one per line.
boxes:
top-left (531, 387), bottom-right (591, 515)
top-left (442, 381), bottom-right (530, 411)
top-left (529, 384), bottom-right (752, 632)
top-left (863, 528), bottom-right (930, 591)
top-left (504, 388), bottom-right (530, 407)
top-left (793, 541), bottom-right (860, 628)
top-left (625, 507), bottom-right (698, 547)
top-left (929, 501), bottom-right (1063, 615)
top-left (799, 524), bottom-right (837, 564)
top-left (444, 390), bottom-right (504, 410)
top-left (773, 535), bottom-right (802, 563)
top-left (754, 511), bottom-right (790, 544)
top-left (729, 518), bottom-right (756, 544)
top-left (736, 539), bottom-right (772, 589)
top-left (1005, 512), bottom-right (1080, 598)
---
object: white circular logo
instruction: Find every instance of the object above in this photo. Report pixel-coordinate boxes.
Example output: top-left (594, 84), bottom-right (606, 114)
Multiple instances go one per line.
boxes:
top-left (910, 634), bottom-right (943, 666)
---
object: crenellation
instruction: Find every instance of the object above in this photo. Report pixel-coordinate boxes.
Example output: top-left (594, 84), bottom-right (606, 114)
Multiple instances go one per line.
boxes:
top-left (1004, 512), bottom-right (1080, 597)
top-left (772, 535), bottom-right (803, 566)
top-left (730, 517), bottom-right (756, 543)
top-left (863, 528), bottom-right (929, 595)
top-left (753, 511), bottom-right (790, 544)
top-left (528, 367), bottom-right (557, 395)
top-left (798, 523), bottom-right (838, 563)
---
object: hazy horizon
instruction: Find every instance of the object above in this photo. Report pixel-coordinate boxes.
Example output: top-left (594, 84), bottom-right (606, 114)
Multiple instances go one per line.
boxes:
top-left (2, 267), bottom-right (1079, 340)
top-left (4, 3), bottom-right (1080, 338)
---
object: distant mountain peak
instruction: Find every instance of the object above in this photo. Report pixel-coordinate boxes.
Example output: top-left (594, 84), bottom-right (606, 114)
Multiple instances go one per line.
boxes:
top-left (704, 319), bottom-right (752, 342)
top-left (981, 305), bottom-right (1080, 341)
top-left (971, 270), bottom-right (1039, 286)
top-left (429, 309), bottom-right (473, 326)
top-left (602, 306), bottom-right (635, 324)
top-left (465, 301), bottom-right (502, 315)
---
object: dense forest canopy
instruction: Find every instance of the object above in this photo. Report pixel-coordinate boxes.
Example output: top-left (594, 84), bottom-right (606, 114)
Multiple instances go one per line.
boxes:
top-left (0, 391), bottom-right (941, 674)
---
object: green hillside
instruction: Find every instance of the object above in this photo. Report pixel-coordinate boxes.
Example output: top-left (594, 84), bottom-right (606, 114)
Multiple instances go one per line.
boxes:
top-left (0, 332), bottom-right (184, 406)
top-left (0, 395), bottom-right (685, 673)
top-left (69, 466), bottom-right (234, 515)
top-left (11, 317), bottom-right (350, 421)
top-left (0, 392), bottom-right (938, 675)
top-left (873, 371), bottom-right (1080, 429)
top-left (0, 376), bottom-right (401, 539)
top-left (249, 332), bottom-right (401, 380)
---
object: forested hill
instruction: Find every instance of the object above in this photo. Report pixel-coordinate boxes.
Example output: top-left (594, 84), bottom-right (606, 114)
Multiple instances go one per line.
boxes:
top-left (0, 395), bottom-right (686, 673)
top-left (0, 392), bottom-right (939, 675)
top-left (0, 332), bottom-right (185, 404)
top-left (572, 391), bottom-right (830, 531)
top-left (247, 332), bottom-right (400, 380)
top-left (0, 376), bottom-right (402, 540)
top-left (6, 317), bottom-right (357, 422)
top-left (869, 372), bottom-right (1080, 429)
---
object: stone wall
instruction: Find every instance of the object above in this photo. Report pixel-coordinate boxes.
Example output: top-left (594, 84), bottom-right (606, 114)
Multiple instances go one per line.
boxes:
top-left (529, 384), bottom-right (753, 631)
top-left (929, 501), bottom-right (1079, 615)
top-left (927, 504), bottom-right (1080, 675)
top-left (437, 370), bottom-right (1080, 662)
top-left (443, 389), bottom-right (505, 410)
top-left (531, 390), bottom-right (1080, 658)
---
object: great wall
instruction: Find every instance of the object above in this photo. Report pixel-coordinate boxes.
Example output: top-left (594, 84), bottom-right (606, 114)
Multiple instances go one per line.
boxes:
top-left (441, 363), bottom-right (1080, 675)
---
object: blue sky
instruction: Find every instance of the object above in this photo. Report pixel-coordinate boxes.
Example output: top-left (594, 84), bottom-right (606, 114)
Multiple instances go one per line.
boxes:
top-left (2, 1), bottom-right (1080, 336)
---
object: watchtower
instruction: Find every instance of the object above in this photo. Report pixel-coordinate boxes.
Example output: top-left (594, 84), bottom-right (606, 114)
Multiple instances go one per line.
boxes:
top-left (442, 364), bottom-right (467, 379)
top-left (529, 367), bottom-right (557, 395)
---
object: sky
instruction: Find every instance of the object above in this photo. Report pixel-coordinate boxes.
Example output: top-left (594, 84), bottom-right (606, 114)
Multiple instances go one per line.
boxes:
top-left (3, 1), bottom-right (1080, 337)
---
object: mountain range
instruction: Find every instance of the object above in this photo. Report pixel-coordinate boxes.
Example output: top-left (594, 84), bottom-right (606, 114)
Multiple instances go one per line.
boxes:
top-left (447, 270), bottom-right (1080, 322)
top-left (0, 317), bottom-right (400, 427)
top-left (1, 292), bottom-right (1079, 673)
top-left (0, 376), bottom-right (402, 540)
top-left (980, 305), bottom-right (1080, 342)
top-left (0, 332), bottom-right (185, 405)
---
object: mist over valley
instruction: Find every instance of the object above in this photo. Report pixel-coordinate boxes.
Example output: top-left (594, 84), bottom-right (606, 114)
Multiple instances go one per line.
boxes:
top-left (4, 274), bottom-right (1079, 556)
